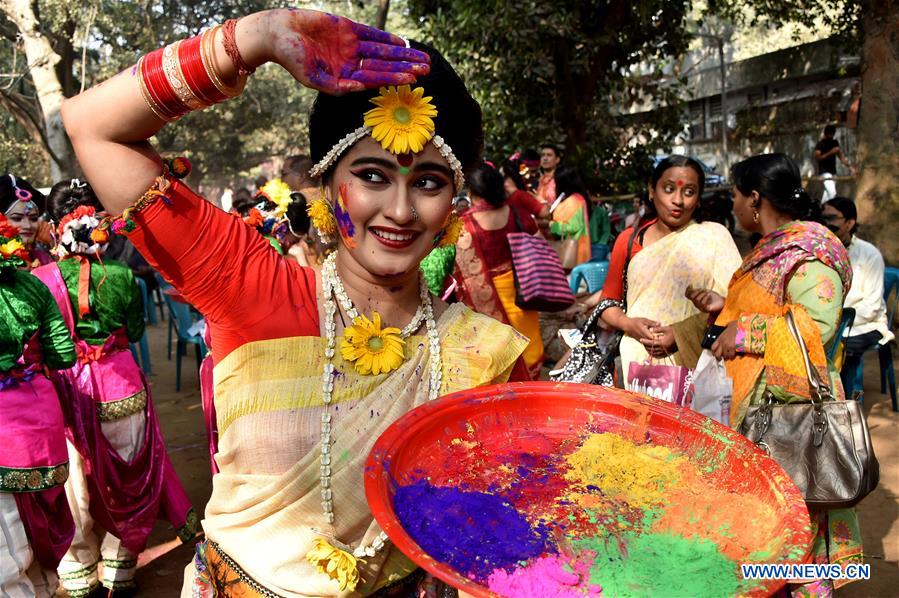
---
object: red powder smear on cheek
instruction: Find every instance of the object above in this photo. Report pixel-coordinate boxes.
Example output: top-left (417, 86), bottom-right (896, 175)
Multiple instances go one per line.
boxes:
top-left (335, 183), bottom-right (357, 249)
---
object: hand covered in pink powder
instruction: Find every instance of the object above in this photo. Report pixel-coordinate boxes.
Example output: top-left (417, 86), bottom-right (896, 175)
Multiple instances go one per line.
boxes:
top-left (268, 9), bottom-right (430, 94)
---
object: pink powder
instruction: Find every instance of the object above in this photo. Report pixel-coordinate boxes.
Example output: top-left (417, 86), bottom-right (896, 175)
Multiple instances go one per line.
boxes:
top-left (487, 555), bottom-right (602, 597)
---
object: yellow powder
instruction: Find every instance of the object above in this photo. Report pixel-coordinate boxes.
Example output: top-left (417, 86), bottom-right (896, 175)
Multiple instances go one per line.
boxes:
top-left (564, 433), bottom-right (687, 510)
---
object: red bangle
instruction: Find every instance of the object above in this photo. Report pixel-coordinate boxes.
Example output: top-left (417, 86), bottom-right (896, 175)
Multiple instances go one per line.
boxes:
top-left (141, 47), bottom-right (190, 119)
top-left (222, 18), bottom-right (255, 77)
top-left (177, 33), bottom-right (228, 105)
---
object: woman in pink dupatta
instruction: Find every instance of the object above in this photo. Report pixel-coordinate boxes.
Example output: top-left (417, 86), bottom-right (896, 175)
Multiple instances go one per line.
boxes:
top-left (32, 180), bottom-right (197, 597)
top-left (0, 214), bottom-right (76, 598)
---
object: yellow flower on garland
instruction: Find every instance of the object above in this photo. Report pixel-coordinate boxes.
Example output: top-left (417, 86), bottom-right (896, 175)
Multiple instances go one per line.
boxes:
top-left (308, 196), bottom-right (337, 236)
top-left (306, 539), bottom-right (360, 591)
top-left (340, 312), bottom-right (406, 375)
top-left (0, 238), bottom-right (24, 258)
top-left (364, 85), bottom-right (437, 155)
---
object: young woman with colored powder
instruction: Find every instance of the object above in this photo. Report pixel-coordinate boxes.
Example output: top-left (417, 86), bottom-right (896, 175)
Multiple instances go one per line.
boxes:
top-left (61, 8), bottom-right (528, 595)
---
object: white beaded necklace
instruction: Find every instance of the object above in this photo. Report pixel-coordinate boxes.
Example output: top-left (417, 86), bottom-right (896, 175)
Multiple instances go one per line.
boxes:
top-left (318, 252), bottom-right (443, 558)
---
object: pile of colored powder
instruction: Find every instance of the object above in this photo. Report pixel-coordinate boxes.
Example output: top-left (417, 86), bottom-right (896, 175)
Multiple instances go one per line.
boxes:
top-left (574, 531), bottom-right (740, 597)
top-left (487, 555), bottom-right (602, 597)
top-left (564, 433), bottom-right (686, 510)
top-left (394, 479), bottom-right (549, 580)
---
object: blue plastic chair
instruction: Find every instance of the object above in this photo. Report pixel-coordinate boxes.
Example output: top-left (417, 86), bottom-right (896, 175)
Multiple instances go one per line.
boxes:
top-left (590, 243), bottom-right (610, 262)
top-left (163, 292), bottom-right (207, 392)
top-left (827, 307), bottom-right (855, 363)
top-left (128, 277), bottom-right (152, 375)
top-left (569, 261), bottom-right (609, 294)
top-left (154, 272), bottom-right (176, 360)
top-left (843, 267), bottom-right (898, 411)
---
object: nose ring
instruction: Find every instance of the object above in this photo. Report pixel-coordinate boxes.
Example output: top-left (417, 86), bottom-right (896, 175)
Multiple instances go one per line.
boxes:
top-left (411, 206), bottom-right (420, 221)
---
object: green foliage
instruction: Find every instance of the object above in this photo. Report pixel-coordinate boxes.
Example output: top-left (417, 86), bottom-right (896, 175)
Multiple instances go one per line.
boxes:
top-left (405, 0), bottom-right (694, 194)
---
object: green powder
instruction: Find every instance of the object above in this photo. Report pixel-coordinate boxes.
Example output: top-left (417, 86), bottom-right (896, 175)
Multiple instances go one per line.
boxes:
top-left (574, 531), bottom-right (741, 597)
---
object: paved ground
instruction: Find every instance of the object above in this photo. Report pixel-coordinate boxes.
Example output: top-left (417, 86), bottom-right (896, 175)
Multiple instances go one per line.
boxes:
top-left (125, 313), bottom-right (897, 597)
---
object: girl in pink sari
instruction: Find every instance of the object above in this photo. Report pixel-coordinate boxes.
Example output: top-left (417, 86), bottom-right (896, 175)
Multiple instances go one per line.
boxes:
top-left (0, 214), bottom-right (76, 597)
top-left (33, 180), bottom-right (196, 597)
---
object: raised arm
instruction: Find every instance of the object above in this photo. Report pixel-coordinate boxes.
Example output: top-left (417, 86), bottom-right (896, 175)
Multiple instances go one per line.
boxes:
top-left (62, 9), bottom-right (430, 214)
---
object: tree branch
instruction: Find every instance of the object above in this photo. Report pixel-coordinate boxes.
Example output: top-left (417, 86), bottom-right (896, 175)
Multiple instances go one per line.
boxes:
top-left (0, 87), bottom-right (64, 166)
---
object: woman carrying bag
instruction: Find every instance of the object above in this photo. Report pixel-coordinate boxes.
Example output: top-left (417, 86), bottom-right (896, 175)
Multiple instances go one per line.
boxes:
top-left (688, 153), bottom-right (865, 596)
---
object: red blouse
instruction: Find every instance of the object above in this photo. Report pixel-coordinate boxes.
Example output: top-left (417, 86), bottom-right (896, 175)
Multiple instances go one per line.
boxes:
top-left (127, 179), bottom-right (319, 361)
top-left (600, 219), bottom-right (655, 302)
top-left (463, 205), bottom-right (538, 273)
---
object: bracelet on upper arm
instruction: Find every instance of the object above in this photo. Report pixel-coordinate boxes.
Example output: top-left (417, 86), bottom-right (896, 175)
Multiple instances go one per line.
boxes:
top-left (138, 26), bottom-right (246, 121)
top-left (97, 158), bottom-right (191, 235)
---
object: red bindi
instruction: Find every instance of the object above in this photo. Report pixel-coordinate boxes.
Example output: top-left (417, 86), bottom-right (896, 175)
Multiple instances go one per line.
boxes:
top-left (397, 153), bottom-right (414, 167)
top-left (676, 179), bottom-right (685, 188)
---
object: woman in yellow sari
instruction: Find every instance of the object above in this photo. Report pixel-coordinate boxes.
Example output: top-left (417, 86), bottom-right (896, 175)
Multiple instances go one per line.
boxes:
top-left (597, 156), bottom-right (741, 385)
top-left (688, 153), bottom-right (861, 597)
top-left (61, 10), bottom-right (527, 596)
top-left (549, 167), bottom-right (592, 268)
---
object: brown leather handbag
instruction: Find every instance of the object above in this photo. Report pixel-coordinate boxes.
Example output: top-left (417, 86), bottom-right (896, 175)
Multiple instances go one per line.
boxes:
top-left (739, 310), bottom-right (879, 509)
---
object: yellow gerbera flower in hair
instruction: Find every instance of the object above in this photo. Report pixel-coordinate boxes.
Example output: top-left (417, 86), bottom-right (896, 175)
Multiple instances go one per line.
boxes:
top-left (306, 539), bottom-right (360, 591)
top-left (364, 85), bottom-right (438, 155)
top-left (340, 312), bottom-right (406, 376)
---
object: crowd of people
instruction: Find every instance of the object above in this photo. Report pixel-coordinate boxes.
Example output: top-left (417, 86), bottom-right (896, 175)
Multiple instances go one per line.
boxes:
top-left (0, 7), bottom-right (891, 598)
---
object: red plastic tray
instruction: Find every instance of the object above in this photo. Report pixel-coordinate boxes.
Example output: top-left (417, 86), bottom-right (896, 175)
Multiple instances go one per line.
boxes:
top-left (365, 382), bottom-right (813, 596)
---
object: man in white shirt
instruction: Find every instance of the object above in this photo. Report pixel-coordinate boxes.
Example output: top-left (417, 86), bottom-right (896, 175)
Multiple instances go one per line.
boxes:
top-left (823, 197), bottom-right (895, 387)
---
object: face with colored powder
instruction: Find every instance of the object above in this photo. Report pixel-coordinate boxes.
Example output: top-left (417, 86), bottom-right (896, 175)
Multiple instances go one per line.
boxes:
top-left (327, 135), bottom-right (454, 278)
top-left (648, 166), bottom-right (700, 231)
top-left (4, 201), bottom-right (40, 245)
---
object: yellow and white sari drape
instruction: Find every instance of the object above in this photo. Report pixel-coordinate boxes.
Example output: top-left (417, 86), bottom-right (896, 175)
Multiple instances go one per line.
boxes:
top-left (620, 221), bottom-right (741, 382)
top-left (182, 303), bottom-right (527, 597)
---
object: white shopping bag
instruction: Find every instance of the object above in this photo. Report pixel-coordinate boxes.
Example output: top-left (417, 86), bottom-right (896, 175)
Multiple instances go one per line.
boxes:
top-left (690, 349), bottom-right (732, 426)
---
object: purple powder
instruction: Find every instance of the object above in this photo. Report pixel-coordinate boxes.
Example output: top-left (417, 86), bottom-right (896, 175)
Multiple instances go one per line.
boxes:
top-left (394, 479), bottom-right (550, 580)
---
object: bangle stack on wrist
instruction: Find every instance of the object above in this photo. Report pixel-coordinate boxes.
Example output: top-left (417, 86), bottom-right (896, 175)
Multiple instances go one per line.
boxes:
top-left (138, 23), bottom-right (249, 122)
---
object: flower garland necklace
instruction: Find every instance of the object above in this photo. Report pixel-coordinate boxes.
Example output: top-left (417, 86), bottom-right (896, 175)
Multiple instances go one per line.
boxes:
top-left (309, 253), bottom-right (442, 589)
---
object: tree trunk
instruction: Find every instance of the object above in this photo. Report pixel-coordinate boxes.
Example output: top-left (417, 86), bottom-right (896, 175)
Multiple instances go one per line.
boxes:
top-left (854, 0), bottom-right (899, 265)
top-left (1, 0), bottom-right (76, 180)
top-left (375, 0), bottom-right (390, 31)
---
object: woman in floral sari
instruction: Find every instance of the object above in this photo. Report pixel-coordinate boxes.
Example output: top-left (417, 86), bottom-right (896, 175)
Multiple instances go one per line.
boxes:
top-left (61, 9), bottom-right (527, 596)
top-left (454, 163), bottom-right (544, 379)
top-left (688, 153), bottom-right (862, 596)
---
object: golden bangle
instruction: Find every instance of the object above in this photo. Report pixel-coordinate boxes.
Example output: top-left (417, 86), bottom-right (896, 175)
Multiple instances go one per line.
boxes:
top-left (163, 40), bottom-right (208, 111)
top-left (137, 56), bottom-right (176, 122)
top-left (201, 26), bottom-right (245, 98)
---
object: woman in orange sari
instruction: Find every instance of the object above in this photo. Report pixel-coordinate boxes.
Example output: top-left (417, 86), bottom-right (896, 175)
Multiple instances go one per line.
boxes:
top-left (689, 154), bottom-right (861, 597)
top-left (454, 163), bottom-right (544, 379)
top-left (549, 167), bottom-right (591, 269)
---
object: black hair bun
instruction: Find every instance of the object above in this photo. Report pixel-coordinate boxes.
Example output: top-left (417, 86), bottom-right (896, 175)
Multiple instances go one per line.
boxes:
top-left (47, 179), bottom-right (102, 222)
